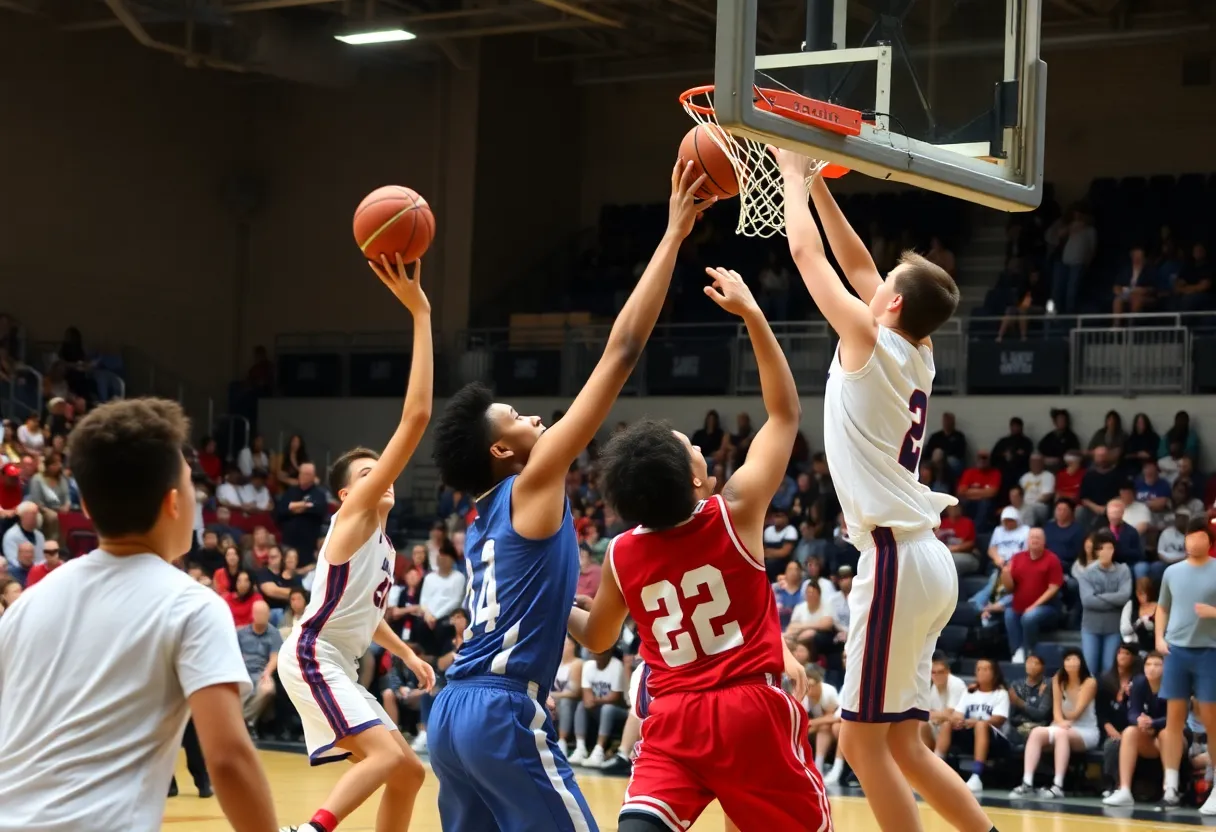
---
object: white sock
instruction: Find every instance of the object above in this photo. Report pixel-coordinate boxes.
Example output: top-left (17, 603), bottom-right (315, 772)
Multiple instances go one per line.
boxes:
top-left (1053, 774), bottom-right (1065, 789)
top-left (575, 740), bottom-right (587, 751)
top-left (1023, 774), bottom-right (1034, 787)
top-left (815, 754), bottom-right (826, 771)
top-left (1165, 768), bottom-right (1180, 790)
top-left (829, 757), bottom-right (844, 774)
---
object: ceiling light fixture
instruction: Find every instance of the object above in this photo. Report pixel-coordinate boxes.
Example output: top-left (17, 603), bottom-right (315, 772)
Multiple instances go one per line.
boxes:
top-left (335, 28), bottom-right (416, 45)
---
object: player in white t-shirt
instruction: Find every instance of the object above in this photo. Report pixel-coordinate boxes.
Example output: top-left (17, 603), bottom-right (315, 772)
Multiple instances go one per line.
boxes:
top-left (948, 659), bottom-right (1012, 793)
top-left (0, 399), bottom-right (277, 832)
top-left (802, 665), bottom-right (845, 784)
top-left (778, 149), bottom-right (996, 832)
top-left (922, 651), bottom-right (968, 756)
top-left (278, 254), bottom-right (437, 832)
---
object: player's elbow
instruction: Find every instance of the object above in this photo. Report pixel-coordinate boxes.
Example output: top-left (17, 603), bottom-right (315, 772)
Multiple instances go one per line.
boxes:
top-left (605, 335), bottom-right (645, 370)
top-left (583, 626), bottom-right (618, 655)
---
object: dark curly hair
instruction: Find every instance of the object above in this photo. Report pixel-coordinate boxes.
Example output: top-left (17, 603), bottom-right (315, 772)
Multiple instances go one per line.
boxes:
top-left (599, 419), bottom-right (695, 530)
top-left (433, 382), bottom-right (497, 495)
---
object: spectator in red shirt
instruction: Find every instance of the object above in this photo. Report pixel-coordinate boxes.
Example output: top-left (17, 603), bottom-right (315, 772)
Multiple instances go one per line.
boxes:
top-left (24, 541), bottom-right (63, 587)
top-left (0, 462), bottom-right (23, 522)
top-left (576, 544), bottom-right (602, 598)
top-left (213, 545), bottom-right (244, 595)
top-left (957, 450), bottom-right (1002, 533)
top-left (1001, 527), bottom-right (1064, 662)
top-left (226, 570), bottom-right (263, 627)
top-left (937, 502), bottom-right (978, 575)
top-left (196, 436), bottom-right (223, 485)
top-left (1054, 450), bottom-right (1085, 504)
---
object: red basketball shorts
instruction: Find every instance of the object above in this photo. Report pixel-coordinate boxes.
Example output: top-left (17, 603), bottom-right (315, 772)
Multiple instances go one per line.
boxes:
top-left (622, 675), bottom-right (833, 832)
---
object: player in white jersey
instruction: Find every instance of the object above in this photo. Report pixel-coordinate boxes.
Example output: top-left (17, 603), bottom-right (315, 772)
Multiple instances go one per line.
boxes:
top-left (0, 398), bottom-right (277, 832)
top-left (278, 254), bottom-right (437, 832)
top-left (777, 149), bottom-right (998, 832)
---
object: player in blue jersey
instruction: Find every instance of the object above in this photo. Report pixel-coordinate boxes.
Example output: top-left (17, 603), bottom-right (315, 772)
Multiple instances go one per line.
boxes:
top-left (428, 161), bottom-right (713, 832)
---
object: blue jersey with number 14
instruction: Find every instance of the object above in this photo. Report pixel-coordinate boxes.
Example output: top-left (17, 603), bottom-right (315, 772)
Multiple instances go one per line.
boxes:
top-left (446, 475), bottom-right (580, 695)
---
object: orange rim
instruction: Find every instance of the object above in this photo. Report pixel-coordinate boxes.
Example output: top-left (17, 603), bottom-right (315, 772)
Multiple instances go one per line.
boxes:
top-left (679, 85), bottom-right (864, 136)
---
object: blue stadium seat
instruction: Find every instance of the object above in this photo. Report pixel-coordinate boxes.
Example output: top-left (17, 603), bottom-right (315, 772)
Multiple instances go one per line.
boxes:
top-left (1035, 642), bottom-right (1064, 673)
top-left (959, 574), bottom-right (990, 602)
top-left (999, 660), bottom-right (1026, 684)
top-left (937, 625), bottom-right (968, 659)
top-left (949, 603), bottom-right (980, 628)
top-left (957, 657), bottom-right (979, 677)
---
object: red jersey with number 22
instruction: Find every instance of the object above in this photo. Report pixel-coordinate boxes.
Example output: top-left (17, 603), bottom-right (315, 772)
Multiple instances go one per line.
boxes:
top-left (610, 494), bottom-right (784, 696)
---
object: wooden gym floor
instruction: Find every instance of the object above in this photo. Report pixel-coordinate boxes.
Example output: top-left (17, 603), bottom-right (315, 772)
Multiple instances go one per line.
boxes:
top-left (164, 749), bottom-right (1214, 831)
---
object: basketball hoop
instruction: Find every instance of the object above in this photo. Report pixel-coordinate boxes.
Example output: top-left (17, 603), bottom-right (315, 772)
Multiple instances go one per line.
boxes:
top-left (679, 85), bottom-right (862, 237)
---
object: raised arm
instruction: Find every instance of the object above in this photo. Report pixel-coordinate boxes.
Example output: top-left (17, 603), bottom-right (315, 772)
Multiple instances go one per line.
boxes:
top-left (514, 163), bottom-right (710, 537)
top-left (704, 268), bottom-right (801, 555)
top-left (341, 255), bottom-right (433, 515)
top-left (775, 148), bottom-right (876, 357)
top-left (808, 175), bottom-right (883, 304)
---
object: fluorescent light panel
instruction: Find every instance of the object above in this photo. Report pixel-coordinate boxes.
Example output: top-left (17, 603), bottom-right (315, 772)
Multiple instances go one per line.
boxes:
top-left (335, 28), bottom-right (416, 45)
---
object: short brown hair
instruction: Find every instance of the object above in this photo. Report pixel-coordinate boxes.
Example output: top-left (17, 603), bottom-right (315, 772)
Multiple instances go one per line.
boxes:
top-left (893, 251), bottom-right (959, 340)
top-left (328, 446), bottom-right (381, 497)
top-left (68, 398), bottom-right (190, 537)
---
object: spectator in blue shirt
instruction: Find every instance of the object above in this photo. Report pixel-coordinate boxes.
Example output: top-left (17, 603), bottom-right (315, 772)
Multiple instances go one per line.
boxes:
top-left (772, 561), bottom-right (804, 629)
top-left (1044, 498), bottom-right (1085, 572)
top-left (1102, 651), bottom-right (1167, 806)
top-left (1133, 460), bottom-right (1172, 515)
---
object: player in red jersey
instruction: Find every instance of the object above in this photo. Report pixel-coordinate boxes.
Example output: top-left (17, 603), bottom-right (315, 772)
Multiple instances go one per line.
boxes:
top-left (568, 266), bottom-right (831, 832)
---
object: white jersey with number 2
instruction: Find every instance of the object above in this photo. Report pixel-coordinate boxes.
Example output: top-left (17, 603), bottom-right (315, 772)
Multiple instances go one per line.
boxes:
top-left (823, 325), bottom-right (956, 549)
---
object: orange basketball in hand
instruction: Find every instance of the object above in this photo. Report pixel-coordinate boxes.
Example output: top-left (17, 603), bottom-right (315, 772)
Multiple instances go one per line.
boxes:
top-left (678, 124), bottom-right (739, 200)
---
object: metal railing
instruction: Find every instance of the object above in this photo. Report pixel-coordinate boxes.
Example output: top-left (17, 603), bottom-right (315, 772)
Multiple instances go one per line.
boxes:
top-left (4, 366), bottom-right (43, 422)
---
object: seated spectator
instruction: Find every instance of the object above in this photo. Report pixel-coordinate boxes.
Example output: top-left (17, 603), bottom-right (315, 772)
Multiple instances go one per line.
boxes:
top-left (1105, 499), bottom-right (1146, 579)
top-left (1112, 244), bottom-right (1156, 316)
top-left (1079, 529), bottom-right (1132, 674)
top-left (23, 541), bottom-right (62, 587)
top-left (576, 544), bottom-right (601, 599)
top-left (994, 418), bottom-right (1035, 489)
top-left (3, 502), bottom-right (44, 570)
top-left (0, 462), bottom-right (23, 524)
top-left (415, 545), bottom-right (466, 655)
top-left (582, 523), bottom-right (609, 560)
top-left (189, 529), bottom-right (224, 576)
top-left (921, 651), bottom-right (967, 759)
top-left (1090, 413), bottom-right (1128, 467)
top-left (1117, 483), bottom-right (1151, 536)
top-left (1158, 409), bottom-right (1199, 461)
top-left (1121, 576), bottom-right (1159, 656)
top-left (951, 658), bottom-right (1013, 793)
top-left (803, 665), bottom-right (844, 784)
top-left (16, 412), bottom-right (45, 457)
top-left (989, 506), bottom-right (1030, 571)
top-left (240, 470), bottom-right (273, 512)
top-left (1134, 459), bottom-right (1172, 524)
top-left (1124, 414), bottom-right (1160, 475)
top-left (920, 458), bottom-right (954, 495)
top-left (1038, 409), bottom-right (1081, 471)
top-left (925, 412), bottom-right (967, 475)
top-left (249, 527), bottom-right (274, 567)
top-left (255, 547), bottom-right (302, 627)
top-left (763, 507), bottom-right (798, 580)
top-left (1098, 642), bottom-right (1140, 747)
top-left (1103, 651), bottom-right (1168, 807)
top-left (9, 540), bottom-right (36, 586)
top-left (237, 600), bottom-right (283, 735)
top-left (773, 561), bottom-right (804, 628)
top-left (1011, 648), bottom-right (1100, 798)
top-left (237, 435), bottom-right (270, 479)
top-left (785, 581), bottom-right (835, 657)
top-left (386, 565), bottom-right (423, 639)
top-left (196, 436), bottom-right (222, 485)
top-left (213, 545), bottom-right (245, 595)
top-left (0, 577), bottom-right (21, 613)
top-left (27, 452), bottom-right (70, 542)
top-left (690, 410), bottom-right (726, 468)
top-left (1169, 478), bottom-right (1204, 525)
top-left (1044, 498), bottom-right (1085, 572)
top-left (376, 651), bottom-right (427, 735)
top-left (803, 556), bottom-right (839, 605)
top-left (208, 506), bottom-right (243, 545)
top-left (215, 466), bottom-right (244, 510)
top-left (937, 502), bottom-right (978, 575)
top-left (1019, 453), bottom-right (1055, 526)
top-left (424, 522), bottom-right (447, 571)
top-left (1151, 511), bottom-right (1190, 584)
top-left (1003, 528), bottom-right (1063, 662)
top-left (1009, 652), bottom-right (1053, 739)
top-left (1170, 242), bottom-right (1213, 312)
top-left (958, 451), bottom-right (1002, 533)
top-left (407, 544), bottom-right (429, 575)
top-left (225, 570), bottom-right (263, 627)
top-left (279, 586), bottom-right (309, 637)
top-left (1158, 441), bottom-right (1185, 486)
top-left (1054, 451), bottom-right (1085, 505)
top-left (996, 266), bottom-right (1049, 342)
top-left (553, 637), bottom-right (584, 756)
top-left (276, 463), bottom-right (326, 573)
top-left (273, 434), bottom-right (308, 492)
top-left (568, 650), bottom-right (627, 768)
top-left (1080, 446), bottom-right (1122, 528)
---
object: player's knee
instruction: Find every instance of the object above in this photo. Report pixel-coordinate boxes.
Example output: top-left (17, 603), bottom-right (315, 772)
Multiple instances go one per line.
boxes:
top-left (388, 746), bottom-right (426, 790)
top-left (974, 720), bottom-right (989, 735)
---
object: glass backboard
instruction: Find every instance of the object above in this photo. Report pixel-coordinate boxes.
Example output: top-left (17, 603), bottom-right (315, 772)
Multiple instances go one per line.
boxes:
top-left (710, 0), bottom-right (1046, 211)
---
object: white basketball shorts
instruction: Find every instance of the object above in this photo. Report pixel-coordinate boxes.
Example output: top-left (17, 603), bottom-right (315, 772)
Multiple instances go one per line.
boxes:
top-left (840, 528), bottom-right (957, 723)
top-left (279, 631), bottom-right (397, 764)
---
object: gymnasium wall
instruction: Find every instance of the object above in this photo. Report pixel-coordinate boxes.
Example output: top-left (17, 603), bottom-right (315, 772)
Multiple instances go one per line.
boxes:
top-left (577, 38), bottom-right (1216, 220)
top-left (0, 21), bottom-right (246, 391)
top-left (257, 394), bottom-right (1213, 489)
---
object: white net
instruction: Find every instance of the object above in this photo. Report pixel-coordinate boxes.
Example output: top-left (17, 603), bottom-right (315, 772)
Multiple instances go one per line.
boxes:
top-left (680, 87), bottom-right (816, 239)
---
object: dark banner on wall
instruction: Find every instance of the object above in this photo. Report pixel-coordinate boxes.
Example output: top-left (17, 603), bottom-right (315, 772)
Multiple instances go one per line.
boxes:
top-left (349, 352), bottom-right (410, 397)
top-left (492, 349), bottom-right (562, 396)
top-left (1195, 336), bottom-right (1216, 391)
top-left (278, 354), bottom-right (342, 397)
top-left (966, 339), bottom-right (1068, 393)
top-left (646, 339), bottom-right (732, 395)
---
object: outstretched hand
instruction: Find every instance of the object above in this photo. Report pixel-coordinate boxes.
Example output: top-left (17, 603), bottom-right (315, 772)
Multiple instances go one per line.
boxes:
top-left (768, 145), bottom-right (827, 182)
top-left (667, 160), bottom-right (715, 239)
top-left (370, 253), bottom-right (430, 316)
top-left (702, 266), bottom-right (759, 317)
